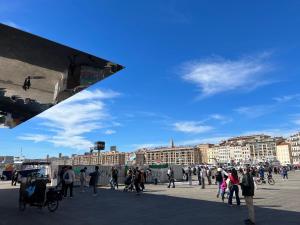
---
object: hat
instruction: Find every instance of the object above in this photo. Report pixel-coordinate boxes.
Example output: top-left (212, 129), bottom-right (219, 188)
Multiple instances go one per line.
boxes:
top-left (217, 168), bottom-right (222, 172)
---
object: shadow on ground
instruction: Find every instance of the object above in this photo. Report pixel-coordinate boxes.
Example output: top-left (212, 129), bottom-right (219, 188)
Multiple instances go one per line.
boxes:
top-left (0, 187), bottom-right (299, 225)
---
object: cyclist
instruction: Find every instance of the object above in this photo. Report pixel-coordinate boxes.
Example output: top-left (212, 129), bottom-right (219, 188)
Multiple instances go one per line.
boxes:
top-left (259, 166), bottom-right (265, 183)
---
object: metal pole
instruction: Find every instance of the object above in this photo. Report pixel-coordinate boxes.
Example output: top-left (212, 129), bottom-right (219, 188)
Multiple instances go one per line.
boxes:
top-left (98, 150), bottom-right (100, 165)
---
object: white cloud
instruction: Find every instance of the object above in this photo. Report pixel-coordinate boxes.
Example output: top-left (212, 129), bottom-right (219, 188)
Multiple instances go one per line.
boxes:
top-left (273, 94), bottom-right (300, 103)
top-left (236, 93), bottom-right (300, 119)
top-left (294, 120), bottom-right (300, 125)
top-left (18, 134), bottom-right (49, 143)
top-left (181, 53), bottom-right (273, 97)
top-left (209, 114), bottom-right (232, 124)
top-left (235, 104), bottom-right (276, 118)
top-left (104, 129), bottom-right (116, 135)
top-left (18, 89), bottom-right (120, 150)
top-left (289, 114), bottom-right (300, 126)
top-left (173, 121), bottom-right (213, 134)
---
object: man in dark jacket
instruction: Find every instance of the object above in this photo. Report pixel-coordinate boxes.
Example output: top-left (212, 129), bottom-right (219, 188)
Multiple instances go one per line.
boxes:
top-left (241, 167), bottom-right (255, 225)
top-left (89, 166), bottom-right (100, 196)
top-left (134, 167), bottom-right (141, 195)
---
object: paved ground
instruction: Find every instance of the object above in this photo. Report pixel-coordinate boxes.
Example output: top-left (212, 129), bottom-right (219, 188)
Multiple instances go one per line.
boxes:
top-left (0, 171), bottom-right (299, 225)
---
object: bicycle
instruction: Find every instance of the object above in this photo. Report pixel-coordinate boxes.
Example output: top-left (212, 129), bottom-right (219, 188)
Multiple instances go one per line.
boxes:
top-left (256, 174), bottom-right (275, 185)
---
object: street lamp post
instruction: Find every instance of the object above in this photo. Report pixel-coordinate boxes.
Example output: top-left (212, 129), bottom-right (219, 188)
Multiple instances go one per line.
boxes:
top-left (90, 141), bottom-right (105, 166)
top-left (89, 147), bottom-right (94, 165)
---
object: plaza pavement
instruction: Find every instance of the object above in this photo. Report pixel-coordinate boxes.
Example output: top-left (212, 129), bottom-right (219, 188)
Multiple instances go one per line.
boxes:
top-left (0, 171), bottom-right (299, 225)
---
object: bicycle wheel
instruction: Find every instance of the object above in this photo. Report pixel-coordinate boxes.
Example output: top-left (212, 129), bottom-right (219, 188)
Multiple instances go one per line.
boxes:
top-left (47, 200), bottom-right (59, 212)
top-left (256, 179), bottom-right (262, 185)
top-left (268, 178), bottom-right (275, 185)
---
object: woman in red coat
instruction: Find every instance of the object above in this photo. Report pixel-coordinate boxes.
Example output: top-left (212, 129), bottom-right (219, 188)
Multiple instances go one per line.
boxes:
top-left (228, 168), bottom-right (241, 206)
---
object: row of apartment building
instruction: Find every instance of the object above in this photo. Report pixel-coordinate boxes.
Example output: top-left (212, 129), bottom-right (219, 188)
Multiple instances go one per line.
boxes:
top-left (70, 133), bottom-right (300, 166)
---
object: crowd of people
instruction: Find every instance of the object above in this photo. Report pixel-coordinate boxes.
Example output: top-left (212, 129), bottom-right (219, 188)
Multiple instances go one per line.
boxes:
top-left (15, 163), bottom-right (295, 225)
top-left (123, 167), bottom-right (147, 195)
top-left (57, 165), bottom-right (100, 197)
top-left (175, 164), bottom-right (294, 225)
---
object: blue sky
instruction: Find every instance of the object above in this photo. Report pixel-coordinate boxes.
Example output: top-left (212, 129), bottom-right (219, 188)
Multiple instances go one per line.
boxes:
top-left (1, 0), bottom-right (300, 158)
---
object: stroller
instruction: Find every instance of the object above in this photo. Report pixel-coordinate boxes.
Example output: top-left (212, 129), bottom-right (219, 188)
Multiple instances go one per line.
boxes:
top-left (19, 171), bottom-right (63, 212)
top-left (123, 175), bottom-right (135, 192)
top-left (110, 177), bottom-right (118, 190)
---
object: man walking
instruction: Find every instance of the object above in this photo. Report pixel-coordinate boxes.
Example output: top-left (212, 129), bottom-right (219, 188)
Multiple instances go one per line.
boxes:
top-left (188, 167), bottom-right (192, 185)
top-left (63, 166), bottom-right (75, 198)
top-left (167, 167), bottom-right (175, 188)
top-left (282, 167), bottom-right (288, 180)
top-left (241, 167), bottom-right (256, 225)
top-left (197, 166), bottom-right (202, 185)
top-left (134, 167), bottom-right (142, 195)
top-left (80, 167), bottom-right (87, 192)
top-left (89, 166), bottom-right (100, 196)
top-left (201, 166), bottom-right (206, 189)
top-left (207, 167), bottom-right (212, 185)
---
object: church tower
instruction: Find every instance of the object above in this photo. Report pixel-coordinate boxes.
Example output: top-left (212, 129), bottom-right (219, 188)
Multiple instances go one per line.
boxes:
top-left (170, 138), bottom-right (175, 148)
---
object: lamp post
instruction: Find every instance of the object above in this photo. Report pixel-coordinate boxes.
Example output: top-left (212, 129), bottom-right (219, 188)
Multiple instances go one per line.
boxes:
top-left (90, 141), bottom-right (105, 165)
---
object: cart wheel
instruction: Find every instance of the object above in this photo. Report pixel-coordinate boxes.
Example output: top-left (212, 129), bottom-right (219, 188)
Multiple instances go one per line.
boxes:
top-left (19, 201), bottom-right (26, 211)
top-left (47, 200), bottom-right (59, 212)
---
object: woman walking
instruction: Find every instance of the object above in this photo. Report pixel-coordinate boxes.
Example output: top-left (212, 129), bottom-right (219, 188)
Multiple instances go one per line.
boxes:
top-left (80, 167), bottom-right (87, 192)
top-left (228, 168), bottom-right (240, 206)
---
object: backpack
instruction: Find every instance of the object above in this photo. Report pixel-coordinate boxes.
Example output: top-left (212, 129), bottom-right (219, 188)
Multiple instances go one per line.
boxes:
top-left (64, 172), bottom-right (71, 184)
top-left (216, 172), bottom-right (223, 182)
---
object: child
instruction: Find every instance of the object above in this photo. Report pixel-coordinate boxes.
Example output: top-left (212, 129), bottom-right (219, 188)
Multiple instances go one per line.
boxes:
top-left (221, 175), bottom-right (228, 202)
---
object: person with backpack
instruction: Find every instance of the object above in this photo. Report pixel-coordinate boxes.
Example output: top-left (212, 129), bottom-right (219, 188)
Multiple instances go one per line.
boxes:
top-left (282, 167), bottom-right (288, 180)
top-left (228, 168), bottom-right (241, 206)
top-left (241, 167), bottom-right (256, 225)
top-left (63, 166), bottom-right (75, 198)
top-left (89, 166), bottom-right (100, 196)
top-left (215, 168), bottom-right (223, 198)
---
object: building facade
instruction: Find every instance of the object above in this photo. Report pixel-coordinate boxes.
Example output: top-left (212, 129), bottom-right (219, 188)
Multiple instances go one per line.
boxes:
top-left (207, 147), bottom-right (218, 164)
top-left (137, 145), bottom-right (202, 165)
top-left (196, 144), bottom-right (214, 164)
top-left (212, 135), bottom-right (283, 164)
top-left (276, 142), bottom-right (292, 165)
top-left (72, 150), bottom-right (126, 166)
top-left (288, 132), bottom-right (300, 164)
